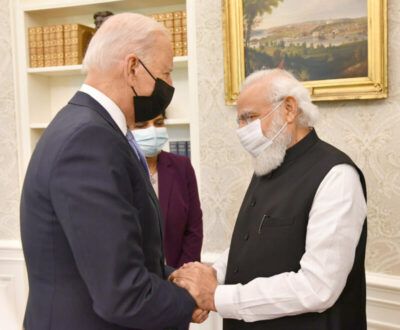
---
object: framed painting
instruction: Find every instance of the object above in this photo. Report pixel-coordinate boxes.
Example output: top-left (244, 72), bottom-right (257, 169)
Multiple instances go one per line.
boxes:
top-left (223, 0), bottom-right (387, 104)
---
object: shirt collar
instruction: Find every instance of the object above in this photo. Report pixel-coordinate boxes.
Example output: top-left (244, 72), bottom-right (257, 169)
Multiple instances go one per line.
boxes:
top-left (80, 84), bottom-right (127, 135)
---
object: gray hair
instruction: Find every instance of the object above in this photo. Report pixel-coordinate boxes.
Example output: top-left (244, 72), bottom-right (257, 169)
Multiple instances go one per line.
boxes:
top-left (242, 69), bottom-right (319, 127)
top-left (83, 13), bottom-right (169, 73)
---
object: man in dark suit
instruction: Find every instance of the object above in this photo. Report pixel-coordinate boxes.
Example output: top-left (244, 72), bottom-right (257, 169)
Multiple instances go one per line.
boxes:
top-left (20, 13), bottom-right (206, 330)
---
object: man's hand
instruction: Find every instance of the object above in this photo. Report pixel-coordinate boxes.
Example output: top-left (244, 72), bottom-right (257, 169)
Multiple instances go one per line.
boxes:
top-left (191, 308), bottom-right (209, 324)
top-left (170, 262), bottom-right (218, 312)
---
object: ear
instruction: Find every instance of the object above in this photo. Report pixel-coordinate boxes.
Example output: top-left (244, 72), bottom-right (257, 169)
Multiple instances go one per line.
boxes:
top-left (124, 53), bottom-right (139, 83)
top-left (283, 96), bottom-right (299, 124)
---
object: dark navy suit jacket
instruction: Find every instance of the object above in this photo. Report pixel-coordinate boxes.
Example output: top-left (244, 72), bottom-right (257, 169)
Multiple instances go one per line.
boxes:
top-left (157, 152), bottom-right (203, 268)
top-left (20, 91), bottom-right (195, 330)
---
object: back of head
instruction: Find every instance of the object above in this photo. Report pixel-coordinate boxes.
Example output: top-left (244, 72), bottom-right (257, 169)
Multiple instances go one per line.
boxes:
top-left (242, 69), bottom-right (319, 127)
top-left (83, 13), bottom-right (169, 74)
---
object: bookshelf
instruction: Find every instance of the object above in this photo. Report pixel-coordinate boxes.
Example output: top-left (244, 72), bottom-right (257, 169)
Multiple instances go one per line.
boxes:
top-left (12, 0), bottom-right (200, 181)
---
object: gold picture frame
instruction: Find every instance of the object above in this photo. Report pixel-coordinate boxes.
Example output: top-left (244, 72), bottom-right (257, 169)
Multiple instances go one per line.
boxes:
top-left (223, 0), bottom-right (387, 105)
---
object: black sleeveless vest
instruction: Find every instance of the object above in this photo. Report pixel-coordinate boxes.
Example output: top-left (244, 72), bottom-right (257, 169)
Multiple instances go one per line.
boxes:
top-left (224, 130), bottom-right (367, 330)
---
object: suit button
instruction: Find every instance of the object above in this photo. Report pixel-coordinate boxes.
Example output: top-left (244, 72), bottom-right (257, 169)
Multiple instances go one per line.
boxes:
top-left (250, 199), bottom-right (256, 207)
top-left (244, 233), bottom-right (249, 240)
top-left (234, 266), bottom-right (239, 273)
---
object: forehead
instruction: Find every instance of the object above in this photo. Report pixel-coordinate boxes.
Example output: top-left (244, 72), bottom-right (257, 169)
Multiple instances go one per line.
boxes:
top-left (237, 81), bottom-right (269, 114)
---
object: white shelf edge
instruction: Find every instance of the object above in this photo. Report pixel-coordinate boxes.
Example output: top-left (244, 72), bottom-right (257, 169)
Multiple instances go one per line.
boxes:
top-left (21, 0), bottom-right (121, 12)
top-left (174, 55), bottom-right (188, 63)
top-left (165, 118), bottom-right (190, 125)
top-left (27, 65), bottom-right (83, 76)
top-left (30, 123), bottom-right (48, 129)
top-left (26, 56), bottom-right (187, 76)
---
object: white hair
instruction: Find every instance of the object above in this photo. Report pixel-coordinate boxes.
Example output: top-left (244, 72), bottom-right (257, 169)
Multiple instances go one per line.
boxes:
top-left (253, 110), bottom-right (292, 176)
top-left (242, 69), bottom-right (319, 127)
top-left (83, 13), bottom-right (169, 73)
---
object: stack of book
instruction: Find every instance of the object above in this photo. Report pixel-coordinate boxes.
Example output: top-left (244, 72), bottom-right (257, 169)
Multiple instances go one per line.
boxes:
top-left (64, 24), bottom-right (95, 65)
top-left (150, 11), bottom-right (188, 57)
top-left (28, 26), bottom-right (44, 68)
top-left (28, 24), bottom-right (95, 68)
top-left (43, 25), bottom-right (64, 67)
top-left (169, 141), bottom-right (191, 158)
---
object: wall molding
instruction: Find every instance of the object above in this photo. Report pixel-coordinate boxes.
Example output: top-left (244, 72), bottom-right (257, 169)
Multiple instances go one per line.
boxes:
top-left (0, 239), bottom-right (27, 330)
top-left (366, 272), bottom-right (400, 329)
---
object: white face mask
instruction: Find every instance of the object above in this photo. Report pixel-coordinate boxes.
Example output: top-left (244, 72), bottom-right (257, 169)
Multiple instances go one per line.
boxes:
top-left (131, 126), bottom-right (169, 157)
top-left (236, 101), bottom-right (287, 158)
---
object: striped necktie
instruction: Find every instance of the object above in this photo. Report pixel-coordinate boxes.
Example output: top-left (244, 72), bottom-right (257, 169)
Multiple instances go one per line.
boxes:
top-left (126, 130), bottom-right (150, 177)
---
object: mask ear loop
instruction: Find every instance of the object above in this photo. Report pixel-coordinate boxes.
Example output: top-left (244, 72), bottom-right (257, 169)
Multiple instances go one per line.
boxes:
top-left (260, 99), bottom-right (284, 122)
top-left (270, 122), bottom-right (288, 141)
top-left (138, 58), bottom-right (157, 80)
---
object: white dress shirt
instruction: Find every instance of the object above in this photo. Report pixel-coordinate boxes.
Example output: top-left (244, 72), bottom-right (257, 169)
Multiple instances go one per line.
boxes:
top-left (213, 164), bottom-right (367, 322)
top-left (80, 84), bottom-right (127, 135)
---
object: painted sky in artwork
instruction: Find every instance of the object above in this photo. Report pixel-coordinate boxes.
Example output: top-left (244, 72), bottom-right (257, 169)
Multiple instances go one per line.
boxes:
top-left (255, 0), bottom-right (367, 31)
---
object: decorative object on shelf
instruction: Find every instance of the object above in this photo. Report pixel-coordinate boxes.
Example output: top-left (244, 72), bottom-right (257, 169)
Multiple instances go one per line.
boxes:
top-left (93, 11), bottom-right (114, 30)
top-left (150, 11), bottom-right (187, 57)
top-left (223, 0), bottom-right (387, 104)
top-left (28, 24), bottom-right (95, 68)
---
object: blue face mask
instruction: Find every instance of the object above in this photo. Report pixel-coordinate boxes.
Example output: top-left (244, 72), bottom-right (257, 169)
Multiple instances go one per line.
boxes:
top-left (131, 126), bottom-right (169, 157)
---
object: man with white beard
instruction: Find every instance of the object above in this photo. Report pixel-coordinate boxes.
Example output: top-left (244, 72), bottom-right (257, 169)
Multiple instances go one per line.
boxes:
top-left (171, 69), bottom-right (368, 330)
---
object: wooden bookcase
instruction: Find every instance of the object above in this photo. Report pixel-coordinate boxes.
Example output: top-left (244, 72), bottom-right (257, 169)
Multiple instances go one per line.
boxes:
top-left (11, 0), bottom-right (200, 181)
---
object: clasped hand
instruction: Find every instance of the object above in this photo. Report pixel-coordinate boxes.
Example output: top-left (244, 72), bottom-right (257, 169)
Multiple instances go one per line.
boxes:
top-left (169, 262), bottom-right (218, 324)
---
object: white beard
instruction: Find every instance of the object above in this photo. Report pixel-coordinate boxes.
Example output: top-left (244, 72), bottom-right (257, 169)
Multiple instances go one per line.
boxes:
top-left (253, 113), bottom-right (292, 176)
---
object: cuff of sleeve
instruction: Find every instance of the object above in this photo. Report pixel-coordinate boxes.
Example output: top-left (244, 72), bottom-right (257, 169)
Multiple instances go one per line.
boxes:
top-left (212, 265), bottom-right (225, 285)
top-left (214, 284), bottom-right (242, 320)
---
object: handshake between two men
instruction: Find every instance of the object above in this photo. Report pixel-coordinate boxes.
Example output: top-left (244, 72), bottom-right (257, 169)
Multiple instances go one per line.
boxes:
top-left (170, 262), bottom-right (218, 324)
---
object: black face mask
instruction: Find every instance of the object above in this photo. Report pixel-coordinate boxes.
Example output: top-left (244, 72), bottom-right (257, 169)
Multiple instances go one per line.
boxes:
top-left (131, 59), bottom-right (175, 122)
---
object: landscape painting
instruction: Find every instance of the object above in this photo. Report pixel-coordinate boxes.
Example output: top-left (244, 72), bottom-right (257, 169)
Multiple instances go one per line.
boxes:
top-left (244, 0), bottom-right (368, 81)
top-left (223, 0), bottom-right (387, 103)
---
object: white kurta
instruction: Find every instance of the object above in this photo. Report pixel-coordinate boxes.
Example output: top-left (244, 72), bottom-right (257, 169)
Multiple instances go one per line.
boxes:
top-left (213, 164), bottom-right (367, 322)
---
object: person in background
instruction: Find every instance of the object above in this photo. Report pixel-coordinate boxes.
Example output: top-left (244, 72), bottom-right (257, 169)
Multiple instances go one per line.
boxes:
top-left (130, 107), bottom-right (203, 269)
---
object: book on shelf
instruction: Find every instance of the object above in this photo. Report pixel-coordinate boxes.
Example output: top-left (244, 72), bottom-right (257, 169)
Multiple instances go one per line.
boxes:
top-left (169, 141), bottom-right (191, 158)
top-left (150, 10), bottom-right (187, 57)
top-left (64, 24), bottom-right (95, 65)
top-left (44, 25), bottom-right (64, 67)
top-left (28, 26), bottom-right (44, 68)
top-left (28, 23), bottom-right (94, 68)
top-left (169, 141), bottom-right (179, 154)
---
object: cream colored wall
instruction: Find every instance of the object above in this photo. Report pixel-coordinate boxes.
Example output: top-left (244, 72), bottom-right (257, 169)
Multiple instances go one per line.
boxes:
top-left (196, 0), bottom-right (400, 276)
top-left (0, 0), bottom-right (20, 240)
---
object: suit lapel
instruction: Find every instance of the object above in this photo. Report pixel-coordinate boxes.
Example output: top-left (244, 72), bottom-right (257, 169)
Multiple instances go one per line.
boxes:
top-left (157, 152), bottom-right (174, 222)
top-left (69, 92), bottom-right (150, 183)
top-left (69, 91), bottom-right (167, 267)
top-left (69, 91), bottom-right (125, 139)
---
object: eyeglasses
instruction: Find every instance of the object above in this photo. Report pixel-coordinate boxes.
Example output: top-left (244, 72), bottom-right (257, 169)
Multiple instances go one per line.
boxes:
top-left (236, 99), bottom-right (284, 126)
top-left (236, 112), bottom-right (259, 126)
